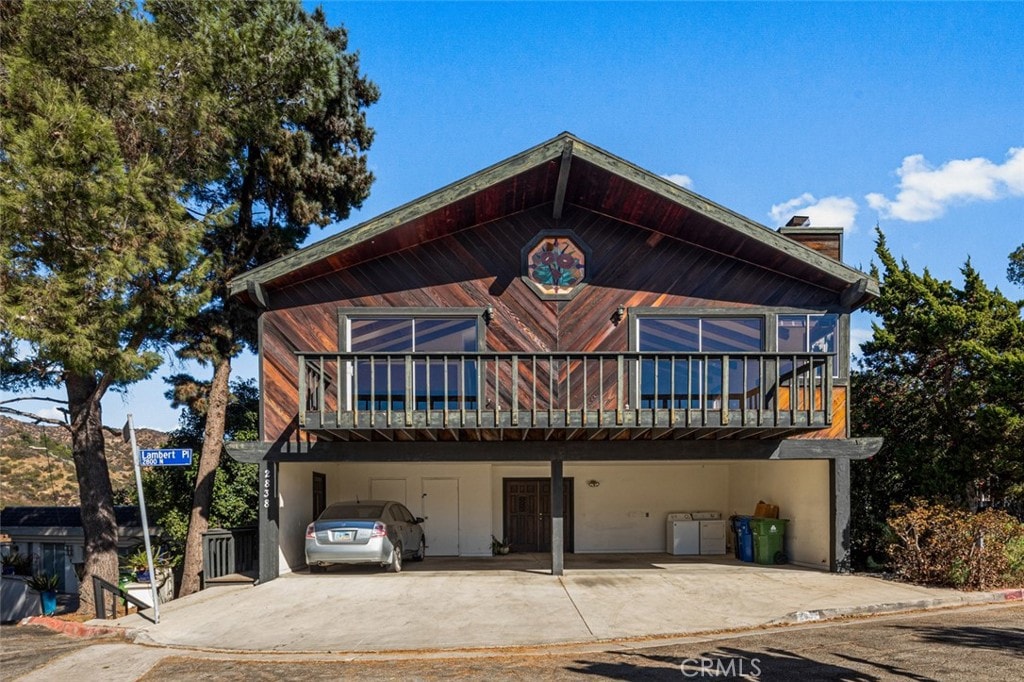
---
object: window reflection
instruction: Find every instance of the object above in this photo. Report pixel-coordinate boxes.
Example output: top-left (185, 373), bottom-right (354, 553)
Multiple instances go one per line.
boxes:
top-left (778, 314), bottom-right (838, 379)
top-left (637, 317), bottom-right (764, 409)
top-left (349, 317), bottom-right (478, 410)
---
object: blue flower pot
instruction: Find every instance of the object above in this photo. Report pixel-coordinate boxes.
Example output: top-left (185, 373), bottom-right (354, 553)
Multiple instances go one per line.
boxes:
top-left (40, 590), bottom-right (57, 616)
top-left (135, 569), bottom-right (151, 583)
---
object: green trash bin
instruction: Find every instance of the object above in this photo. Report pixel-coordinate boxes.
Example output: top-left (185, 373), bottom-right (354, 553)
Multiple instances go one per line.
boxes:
top-left (750, 517), bottom-right (788, 565)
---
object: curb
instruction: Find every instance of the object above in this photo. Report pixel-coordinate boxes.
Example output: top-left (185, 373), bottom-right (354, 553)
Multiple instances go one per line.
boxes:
top-left (21, 616), bottom-right (130, 640)
top-left (998, 587), bottom-right (1023, 601)
top-left (773, 588), bottom-right (1023, 625)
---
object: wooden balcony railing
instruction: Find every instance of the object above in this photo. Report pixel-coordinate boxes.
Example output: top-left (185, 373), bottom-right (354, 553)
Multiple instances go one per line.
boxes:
top-left (296, 352), bottom-right (833, 433)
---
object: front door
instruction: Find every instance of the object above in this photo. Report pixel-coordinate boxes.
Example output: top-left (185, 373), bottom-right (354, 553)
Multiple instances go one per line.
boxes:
top-left (503, 478), bottom-right (573, 553)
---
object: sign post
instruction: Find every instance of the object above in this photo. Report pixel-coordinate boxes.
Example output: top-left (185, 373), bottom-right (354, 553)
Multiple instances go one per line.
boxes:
top-left (125, 414), bottom-right (160, 623)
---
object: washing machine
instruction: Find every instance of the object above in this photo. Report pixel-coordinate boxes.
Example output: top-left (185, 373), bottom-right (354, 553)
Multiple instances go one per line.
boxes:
top-left (666, 512), bottom-right (699, 555)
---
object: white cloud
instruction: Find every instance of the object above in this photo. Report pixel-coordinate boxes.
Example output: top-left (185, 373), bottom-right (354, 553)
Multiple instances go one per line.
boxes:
top-left (769, 193), bottom-right (859, 231)
top-left (36, 406), bottom-right (66, 422)
top-left (849, 326), bottom-right (874, 358)
top-left (866, 147), bottom-right (1024, 222)
top-left (661, 173), bottom-right (694, 189)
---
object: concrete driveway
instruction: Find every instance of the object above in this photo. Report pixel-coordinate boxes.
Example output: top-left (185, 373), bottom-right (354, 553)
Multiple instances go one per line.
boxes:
top-left (108, 554), bottom-right (994, 653)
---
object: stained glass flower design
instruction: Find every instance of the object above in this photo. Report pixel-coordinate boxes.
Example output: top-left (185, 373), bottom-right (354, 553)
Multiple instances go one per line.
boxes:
top-left (527, 236), bottom-right (586, 295)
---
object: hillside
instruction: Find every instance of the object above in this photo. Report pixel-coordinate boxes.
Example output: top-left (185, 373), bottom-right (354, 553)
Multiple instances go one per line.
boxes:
top-left (0, 416), bottom-right (171, 508)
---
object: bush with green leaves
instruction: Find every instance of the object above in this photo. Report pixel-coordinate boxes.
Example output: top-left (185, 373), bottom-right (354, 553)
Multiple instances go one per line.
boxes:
top-left (887, 500), bottom-right (1024, 590)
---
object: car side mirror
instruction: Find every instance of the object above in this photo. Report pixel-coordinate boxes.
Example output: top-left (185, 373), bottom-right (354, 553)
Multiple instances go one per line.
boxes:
top-left (414, 517), bottom-right (425, 524)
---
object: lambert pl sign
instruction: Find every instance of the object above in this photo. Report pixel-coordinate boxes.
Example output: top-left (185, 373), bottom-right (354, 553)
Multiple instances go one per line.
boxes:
top-left (139, 448), bottom-right (193, 467)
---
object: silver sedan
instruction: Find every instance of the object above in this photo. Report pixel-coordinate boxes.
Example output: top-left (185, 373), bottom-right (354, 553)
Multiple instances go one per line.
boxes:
top-left (305, 500), bottom-right (426, 573)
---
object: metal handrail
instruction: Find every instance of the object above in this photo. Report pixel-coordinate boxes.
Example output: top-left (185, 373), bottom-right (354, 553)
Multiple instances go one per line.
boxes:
top-left (296, 351), bottom-right (833, 432)
top-left (92, 575), bottom-right (156, 623)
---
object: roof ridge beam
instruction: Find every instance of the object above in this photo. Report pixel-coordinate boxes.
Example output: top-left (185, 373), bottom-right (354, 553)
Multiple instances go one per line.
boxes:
top-left (552, 139), bottom-right (574, 220)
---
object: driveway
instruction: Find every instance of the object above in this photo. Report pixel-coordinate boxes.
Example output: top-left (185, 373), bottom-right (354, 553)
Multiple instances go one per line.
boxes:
top-left (106, 554), bottom-right (996, 653)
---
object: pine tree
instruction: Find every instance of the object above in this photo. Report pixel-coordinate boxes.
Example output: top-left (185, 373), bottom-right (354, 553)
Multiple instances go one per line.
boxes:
top-left (148, 0), bottom-right (378, 596)
top-left (1, 0), bottom-right (208, 611)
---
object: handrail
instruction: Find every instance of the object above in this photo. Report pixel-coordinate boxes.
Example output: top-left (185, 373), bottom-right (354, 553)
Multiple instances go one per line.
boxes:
top-left (92, 575), bottom-right (156, 623)
top-left (296, 351), bottom-right (834, 432)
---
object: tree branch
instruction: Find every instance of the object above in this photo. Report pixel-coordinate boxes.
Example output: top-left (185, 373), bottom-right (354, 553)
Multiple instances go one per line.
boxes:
top-left (0, 406), bottom-right (72, 431)
top-left (0, 397), bottom-right (68, 406)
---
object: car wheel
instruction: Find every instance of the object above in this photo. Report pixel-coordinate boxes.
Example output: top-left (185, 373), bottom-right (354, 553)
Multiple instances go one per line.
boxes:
top-left (413, 537), bottom-right (426, 562)
top-left (387, 543), bottom-right (403, 573)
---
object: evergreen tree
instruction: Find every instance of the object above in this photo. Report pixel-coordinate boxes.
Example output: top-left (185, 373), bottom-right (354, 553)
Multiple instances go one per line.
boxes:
top-left (850, 230), bottom-right (1024, 564)
top-left (0, 0), bottom-right (209, 611)
top-left (1009, 244), bottom-right (1024, 286)
top-left (148, 0), bottom-right (378, 595)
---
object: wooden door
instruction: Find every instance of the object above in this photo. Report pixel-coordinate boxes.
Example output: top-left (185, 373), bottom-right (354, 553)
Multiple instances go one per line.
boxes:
top-left (503, 478), bottom-right (573, 553)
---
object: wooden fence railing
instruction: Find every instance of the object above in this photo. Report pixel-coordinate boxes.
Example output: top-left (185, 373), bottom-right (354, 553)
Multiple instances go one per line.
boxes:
top-left (297, 351), bottom-right (833, 432)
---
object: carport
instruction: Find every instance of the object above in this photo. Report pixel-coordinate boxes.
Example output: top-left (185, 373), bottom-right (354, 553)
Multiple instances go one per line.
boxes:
top-left (227, 438), bottom-right (881, 581)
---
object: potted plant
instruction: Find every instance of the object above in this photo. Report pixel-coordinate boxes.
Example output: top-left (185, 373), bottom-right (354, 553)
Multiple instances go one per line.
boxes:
top-left (26, 573), bottom-right (59, 616)
top-left (2, 552), bottom-right (33, 576)
top-left (491, 535), bottom-right (511, 555)
top-left (121, 545), bottom-right (174, 583)
top-left (121, 546), bottom-right (151, 582)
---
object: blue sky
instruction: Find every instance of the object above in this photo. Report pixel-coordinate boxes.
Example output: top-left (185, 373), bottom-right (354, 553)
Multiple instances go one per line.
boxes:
top-left (8, 1), bottom-right (1024, 431)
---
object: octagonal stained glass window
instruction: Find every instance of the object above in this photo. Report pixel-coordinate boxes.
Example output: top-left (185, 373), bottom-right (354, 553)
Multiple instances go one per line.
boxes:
top-left (521, 231), bottom-right (590, 300)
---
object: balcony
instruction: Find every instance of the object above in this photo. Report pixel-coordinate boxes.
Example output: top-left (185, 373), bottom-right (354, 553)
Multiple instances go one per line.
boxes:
top-left (297, 352), bottom-right (834, 441)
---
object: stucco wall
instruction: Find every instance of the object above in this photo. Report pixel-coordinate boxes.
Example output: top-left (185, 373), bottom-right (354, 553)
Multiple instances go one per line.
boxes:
top-left (726, 459), bottom-right (830, 569)
top-left (277, 461), bottom-right (326, 573)
top-left (490, 463), bottom-right (730, 553)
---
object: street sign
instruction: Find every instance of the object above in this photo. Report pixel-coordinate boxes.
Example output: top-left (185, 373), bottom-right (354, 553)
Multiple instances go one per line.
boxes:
top-left (139, 448), bottom-right (193, 467)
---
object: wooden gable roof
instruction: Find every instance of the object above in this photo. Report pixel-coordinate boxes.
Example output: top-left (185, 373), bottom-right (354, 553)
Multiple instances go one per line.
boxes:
top-left (229, 132), bottom-right (878, 309)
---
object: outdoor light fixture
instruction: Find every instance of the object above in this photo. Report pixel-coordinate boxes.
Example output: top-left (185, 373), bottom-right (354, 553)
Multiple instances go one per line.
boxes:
top-left (483, 304), bottom-right (494, 324)
top-left (611, 305), bottom-right (626, 326)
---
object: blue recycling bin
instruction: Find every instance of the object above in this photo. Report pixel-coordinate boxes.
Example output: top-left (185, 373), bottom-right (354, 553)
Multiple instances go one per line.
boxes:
top-left (732, 516), bottom-right (754, 562)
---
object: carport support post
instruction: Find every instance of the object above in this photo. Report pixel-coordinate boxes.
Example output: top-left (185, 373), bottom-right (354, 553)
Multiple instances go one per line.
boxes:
top-left (258, 459), bottom-right (279, 584)
top-left (551, 459), bottom-right (564, 576)
top-left (830, 458), bottom-right (851, 573)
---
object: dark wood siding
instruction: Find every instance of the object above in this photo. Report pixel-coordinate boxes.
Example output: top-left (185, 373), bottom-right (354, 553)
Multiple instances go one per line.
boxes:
top-left (261, 204), bottom-right (841, 442)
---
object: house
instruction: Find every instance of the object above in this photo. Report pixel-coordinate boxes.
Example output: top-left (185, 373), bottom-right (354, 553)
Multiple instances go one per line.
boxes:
top-left (225, 133), bottom-right (882, 582)
top-left (0, 505), bottom-right (155, 593)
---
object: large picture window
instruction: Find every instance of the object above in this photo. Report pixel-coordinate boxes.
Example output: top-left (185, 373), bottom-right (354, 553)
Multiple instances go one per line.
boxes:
top-left (347, 316), bottom-right (480, 410)
top-left (636, 317), bottom-right (764, 409)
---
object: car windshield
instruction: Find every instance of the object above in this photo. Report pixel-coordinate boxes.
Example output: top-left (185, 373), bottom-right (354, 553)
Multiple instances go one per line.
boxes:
top-left (323, 504), bottom-right (384, 520)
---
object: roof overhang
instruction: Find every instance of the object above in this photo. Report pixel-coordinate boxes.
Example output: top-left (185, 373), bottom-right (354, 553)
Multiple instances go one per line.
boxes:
top-left (229, 133), bottom-right (879, 309)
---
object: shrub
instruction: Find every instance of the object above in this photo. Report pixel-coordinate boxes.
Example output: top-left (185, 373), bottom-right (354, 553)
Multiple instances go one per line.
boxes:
top-left (887, 500), bottom-right (1024, 590)
top-left (2, 552), bottom-right (35, 576)
top-left (26, 572), bottom-right (59, 593)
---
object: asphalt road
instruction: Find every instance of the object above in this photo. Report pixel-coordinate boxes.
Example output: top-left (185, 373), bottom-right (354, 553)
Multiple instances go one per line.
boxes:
top-left (4, 603), bottom-right (1022, 681)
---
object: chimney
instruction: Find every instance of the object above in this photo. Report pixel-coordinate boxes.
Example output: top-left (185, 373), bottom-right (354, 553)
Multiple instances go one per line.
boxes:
top-left (778, 216), bottom-right (843, 261)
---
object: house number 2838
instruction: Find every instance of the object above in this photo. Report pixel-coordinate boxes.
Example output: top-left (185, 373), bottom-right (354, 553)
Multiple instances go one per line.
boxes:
top-left (263, 468), bottom-right (271, 508)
